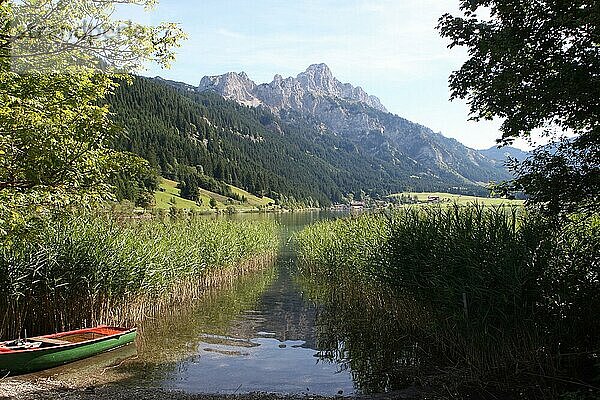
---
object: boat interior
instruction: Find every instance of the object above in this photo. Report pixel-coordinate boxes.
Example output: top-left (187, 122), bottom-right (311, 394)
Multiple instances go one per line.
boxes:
top-left (0, 326), bottom-right (130, 351)
top-left (29, 332), bottom-right (106, 346)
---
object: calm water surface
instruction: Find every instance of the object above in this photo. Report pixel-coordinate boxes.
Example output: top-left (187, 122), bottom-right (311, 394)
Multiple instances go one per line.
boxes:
top-left (26, 211), bottom-right (415, 396)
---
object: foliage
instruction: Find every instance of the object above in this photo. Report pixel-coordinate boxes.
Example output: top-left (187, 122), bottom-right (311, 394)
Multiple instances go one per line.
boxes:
top-left (1, 0), bottom-right (185, 73)
top-left (438, 1), bottom-right (599, 144)
top-left (0, 213), bottom-right (279, 339)
top-left (438, 1), bottom-right (600, 215)
top-left (0, 71), bottom-right (123, 239)
top-left (111, 160), bottom-right (160, 207)
top-left (505, 138), bottom-right (600, 216)
top-left (176, 165), bottom-right (242, 202)
top-left (0, 0), bottom-right (185, 240)
top-left (295, 208), bottom-right (600, 397)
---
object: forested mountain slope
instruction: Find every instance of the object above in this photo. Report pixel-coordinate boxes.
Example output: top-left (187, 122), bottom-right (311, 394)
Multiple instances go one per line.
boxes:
top-left (198, 64), bottom-right (513, 185)
top-left (108, 76), bottom-right (504, 205)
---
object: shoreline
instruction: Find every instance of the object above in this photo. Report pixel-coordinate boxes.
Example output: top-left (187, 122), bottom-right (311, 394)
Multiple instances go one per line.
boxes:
top-left (0, 377), bottom-right (421, 400)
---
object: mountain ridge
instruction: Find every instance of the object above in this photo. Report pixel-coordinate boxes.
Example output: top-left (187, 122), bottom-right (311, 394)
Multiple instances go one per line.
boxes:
top-left (112, 65), bottom-right (520, 206)
top-left (480, 146), bottom-right (530, 162)
top-left (199, 63), bottom-right (388, 112)
top-left (109, 76), bottom-right (504, 208)
top-left (193, 64), bottom-right (511, 186)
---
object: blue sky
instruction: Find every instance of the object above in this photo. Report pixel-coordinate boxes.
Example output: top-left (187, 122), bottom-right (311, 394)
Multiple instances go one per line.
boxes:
top-left (119, 0), bottom-right (517, 150)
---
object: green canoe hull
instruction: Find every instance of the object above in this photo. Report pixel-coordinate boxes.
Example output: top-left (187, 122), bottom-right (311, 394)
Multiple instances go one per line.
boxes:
top-left (0, 330), bottom-right (136, 375)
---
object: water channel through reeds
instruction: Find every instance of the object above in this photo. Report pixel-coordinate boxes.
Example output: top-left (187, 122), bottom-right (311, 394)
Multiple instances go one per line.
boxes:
top-left (7, 209), bottom-right (598, 399)
top-left (14, 212), bottom-right (364, 396)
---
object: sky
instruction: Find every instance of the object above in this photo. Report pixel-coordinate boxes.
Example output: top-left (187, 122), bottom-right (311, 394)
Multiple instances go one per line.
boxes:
top-left (118, 0), bottom-right (524, 150)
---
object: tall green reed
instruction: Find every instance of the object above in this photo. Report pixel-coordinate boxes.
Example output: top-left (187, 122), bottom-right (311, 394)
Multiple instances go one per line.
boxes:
top-left (0, 213), bottom-right (279, 339)
top-left (295, 204), bottom-right (600, 397)
top-left (296, 213), bottom-right (390, 283)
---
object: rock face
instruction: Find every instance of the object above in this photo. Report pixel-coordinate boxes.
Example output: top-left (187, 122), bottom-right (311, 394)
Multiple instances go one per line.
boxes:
top-left (196, 63), bottom-right (511, 186)
top-left (198, 63), bottom-right (387, 113)
top-left (199, 72), bottom-right (260, 107)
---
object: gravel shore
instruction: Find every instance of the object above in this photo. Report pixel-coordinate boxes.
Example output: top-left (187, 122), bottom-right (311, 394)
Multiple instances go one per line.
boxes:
top-left (0, 378), bottom-right (422, 400)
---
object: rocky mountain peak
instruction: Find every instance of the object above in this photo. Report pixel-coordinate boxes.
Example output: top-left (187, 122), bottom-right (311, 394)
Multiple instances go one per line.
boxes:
top-left (197, 64), bottom-right (388, 113)
top-left (296, 63), bottom-right (337, 94)
top-left (151, 72), bottom-right (513, 193)
top-left (198, 71), bottom-right (256, 91)
top-left (198, 71), bottom-right (261, 107)
top-left (305, 62), bottom-right (332, 75)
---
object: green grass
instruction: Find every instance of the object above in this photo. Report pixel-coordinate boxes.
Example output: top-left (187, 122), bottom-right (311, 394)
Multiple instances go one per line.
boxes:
top-left (228, 185), bottom-right (275, 207)
top-left (155, 178), bottom-right (205, 210)
top-left (390, 191), bottom-right (524, 206)
top-left (154, 178), bottom-right (276, 211)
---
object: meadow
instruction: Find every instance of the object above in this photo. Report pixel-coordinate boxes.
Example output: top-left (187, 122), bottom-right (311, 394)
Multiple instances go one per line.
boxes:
top-left (0, 214), bottom-right (279, 340)
top-left (154, 178), bottom-right (276, 212)
top-left (295, 205), bottom-right (600, 397)
top-left (389, 191), bottom-right (525, 206)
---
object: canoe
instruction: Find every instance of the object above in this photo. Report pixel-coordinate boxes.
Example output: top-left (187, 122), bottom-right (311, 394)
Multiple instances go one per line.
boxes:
top-left (0, 325), bottom-right (136, 376)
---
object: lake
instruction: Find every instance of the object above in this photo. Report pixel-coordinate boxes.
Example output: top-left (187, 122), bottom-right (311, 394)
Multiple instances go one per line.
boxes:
top-left (23, 211), bottom-right (419, 396)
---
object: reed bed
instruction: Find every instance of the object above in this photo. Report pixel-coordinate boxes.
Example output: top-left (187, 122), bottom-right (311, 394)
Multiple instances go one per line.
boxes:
top-left (296, 213), bottom-right (391, 284)
top-left (295, 204), bottom-right (600, 397)
top-left (0, 214), bottom-right (279, 340)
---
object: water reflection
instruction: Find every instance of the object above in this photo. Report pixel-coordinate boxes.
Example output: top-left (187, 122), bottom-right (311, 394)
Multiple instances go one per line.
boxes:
top-left (124, 266), bottom-right (279, 383)
top-left (300, 278), bottom-right (428, 394)
top-left (20, 211), bottom-right (404, 396)
top-left (122, 211), bottom-right (355, 395)
top-left (24, 343), bottom-right (139, 384)
top-left (140, 258), bottom-right (355, 396)
top-left (164, 335), bottom-right (353, 395)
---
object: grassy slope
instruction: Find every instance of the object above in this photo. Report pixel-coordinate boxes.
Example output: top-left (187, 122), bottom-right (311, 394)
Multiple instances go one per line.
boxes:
top-left (228, 186), bottom-right (274, 207)
top-left (156, 182), bottom-right (519, 211)
top-left (154, 178), bottom-right (275, 211)
top-left (390, 192), bottom-right (525, 206)
top-left (155, 179), bottom-right (204, 210)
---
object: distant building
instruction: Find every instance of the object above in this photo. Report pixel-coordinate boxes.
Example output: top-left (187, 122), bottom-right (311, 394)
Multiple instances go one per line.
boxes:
top-left (350, 201), bottom-right (365, 210)
top-left (427, 195), bottom-right (440, 203)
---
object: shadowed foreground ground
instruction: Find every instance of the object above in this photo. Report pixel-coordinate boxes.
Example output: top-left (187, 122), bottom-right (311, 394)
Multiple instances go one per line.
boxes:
top-left (0, 378), bottom-right (422, 400)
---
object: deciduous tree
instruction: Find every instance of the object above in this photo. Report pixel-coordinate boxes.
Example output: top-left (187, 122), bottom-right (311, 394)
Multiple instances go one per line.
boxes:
top-left (0, 0), bottom-right (185, 239)
top-left (438, 1), bottom-right (599, 214)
